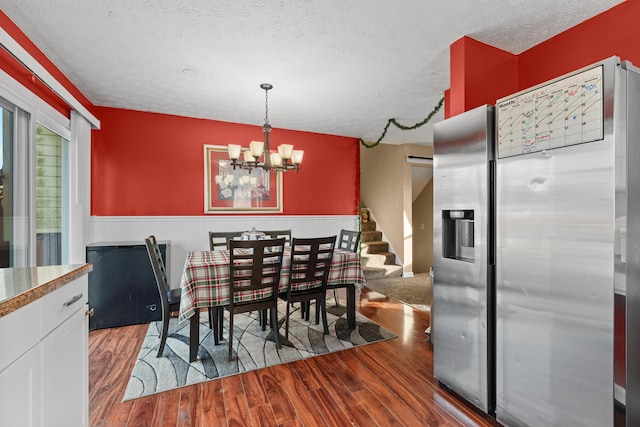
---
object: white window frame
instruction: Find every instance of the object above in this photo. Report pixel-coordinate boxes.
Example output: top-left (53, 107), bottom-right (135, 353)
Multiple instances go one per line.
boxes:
top-left (0, 66), bottom-right (73, 266)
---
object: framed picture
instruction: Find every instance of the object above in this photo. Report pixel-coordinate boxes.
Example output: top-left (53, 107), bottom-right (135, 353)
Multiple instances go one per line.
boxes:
top-left (204, 145), bottom-right (282, 213)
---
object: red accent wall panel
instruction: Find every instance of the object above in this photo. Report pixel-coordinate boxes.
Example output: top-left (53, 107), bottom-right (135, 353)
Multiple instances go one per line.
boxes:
top-left (91, 107), bottom-right (359, 216)
top-left (518, 1), bottom-right (640, 91)
top-left (448, 38), bottom-right (467, 118)
top-left (448, 36), bottom-right (518, 118)
top-left (444, 89), bottom-right (451, 119)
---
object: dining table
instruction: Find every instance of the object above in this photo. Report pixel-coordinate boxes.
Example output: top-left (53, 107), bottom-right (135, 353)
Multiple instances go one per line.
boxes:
top-left (178, 247), bottom-right (366, 362)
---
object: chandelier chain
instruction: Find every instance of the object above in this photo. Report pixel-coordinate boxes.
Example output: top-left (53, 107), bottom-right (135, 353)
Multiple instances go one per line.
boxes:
top-left (359, 96), bottom-right (445, 148)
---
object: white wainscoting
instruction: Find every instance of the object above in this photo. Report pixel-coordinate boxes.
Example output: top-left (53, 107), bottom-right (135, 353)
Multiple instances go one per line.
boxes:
top-left (89, 215), bottom-right (359, 287)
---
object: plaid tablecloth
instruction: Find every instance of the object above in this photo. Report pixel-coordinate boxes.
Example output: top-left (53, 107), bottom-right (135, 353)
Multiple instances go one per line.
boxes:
top-left (178, 248), bottom-right (365, 324)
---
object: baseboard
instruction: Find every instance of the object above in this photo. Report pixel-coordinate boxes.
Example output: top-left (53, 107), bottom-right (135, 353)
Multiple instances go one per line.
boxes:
top-left (403, 272), bottom-right (414, 278)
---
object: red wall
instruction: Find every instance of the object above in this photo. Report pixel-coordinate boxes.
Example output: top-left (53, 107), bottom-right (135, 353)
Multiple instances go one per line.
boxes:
top-left (518, 0), bottom-right (640, 90)
top-left (0, 11), bottom-right (359, 218)
top-left (447, 36), bottom-right (518, 117)
top-left (91, 107), bottom-right (360, 216)
top-left (446, 1), bottom-right (640, 117)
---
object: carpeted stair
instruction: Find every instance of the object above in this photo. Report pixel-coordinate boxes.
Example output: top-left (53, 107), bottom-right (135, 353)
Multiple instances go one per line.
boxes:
top-left (361, 213), bottom-right (403, 280)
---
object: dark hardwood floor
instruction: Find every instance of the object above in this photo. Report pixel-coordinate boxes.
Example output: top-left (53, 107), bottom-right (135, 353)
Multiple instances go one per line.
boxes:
top-left (89, 287), bottom-right (501, 426)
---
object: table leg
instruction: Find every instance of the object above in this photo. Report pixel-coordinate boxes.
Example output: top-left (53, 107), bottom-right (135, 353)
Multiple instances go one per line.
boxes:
top-left (189, 308), bottom-right (200, 363)
top-left (217, 307), bottom-right (224, 340)
top-left (346, 285), bottom-right (356, 329)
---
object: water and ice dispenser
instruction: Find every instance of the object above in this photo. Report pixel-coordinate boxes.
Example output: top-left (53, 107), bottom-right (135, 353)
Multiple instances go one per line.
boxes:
top-left (442, 210), bottom-right (475, 262)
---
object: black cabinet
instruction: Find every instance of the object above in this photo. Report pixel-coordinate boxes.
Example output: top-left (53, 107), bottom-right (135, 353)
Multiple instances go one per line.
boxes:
top-left (86, 241), bottom-right (170, 330)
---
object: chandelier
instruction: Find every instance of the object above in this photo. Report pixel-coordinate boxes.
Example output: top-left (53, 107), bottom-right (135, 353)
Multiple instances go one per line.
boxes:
top-left (228, 83), bottom-right (303, 173)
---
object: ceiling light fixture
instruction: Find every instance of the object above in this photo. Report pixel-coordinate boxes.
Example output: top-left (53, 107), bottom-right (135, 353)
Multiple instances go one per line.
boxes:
top-left (228, 83), bottom-right (303, 173)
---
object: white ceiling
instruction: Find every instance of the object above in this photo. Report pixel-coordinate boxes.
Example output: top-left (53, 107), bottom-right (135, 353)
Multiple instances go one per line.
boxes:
top-left (0, 0), bottom-right (624, 145)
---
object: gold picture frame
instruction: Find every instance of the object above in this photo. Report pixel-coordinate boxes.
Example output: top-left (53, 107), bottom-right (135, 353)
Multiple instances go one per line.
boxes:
top-left (204, 145), bottom-right (282, 213)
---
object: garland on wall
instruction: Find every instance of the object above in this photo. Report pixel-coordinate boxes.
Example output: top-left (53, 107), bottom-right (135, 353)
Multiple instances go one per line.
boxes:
top-left (359, 96), bottom-right (445, 148)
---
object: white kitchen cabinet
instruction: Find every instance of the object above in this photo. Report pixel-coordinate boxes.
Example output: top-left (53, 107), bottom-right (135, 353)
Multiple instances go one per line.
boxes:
top-left (42, 301), bottom-right (88, 426)
top-left (0, 270), bottom-right (89, 427)
top-left (0, 344), bottom-right (42, 426)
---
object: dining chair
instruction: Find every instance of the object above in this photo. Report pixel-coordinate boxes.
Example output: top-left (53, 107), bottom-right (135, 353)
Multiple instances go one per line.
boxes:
top-left (280, 236), bottom-right (336, 341)
top-left (145, 235), bottom-right (182, 357)
top-left (226, 237), bottom-right (286, 361)
top-left (330, 229), bottom-right (361, 306)
top-left (257, 229), bottom-right (292, 319)
top-left (257, 229), bottom-right (292, 246)
top-left (209, 230), bottom-right (243, 250)
top-left (337, 229), bottom-right (360, 253)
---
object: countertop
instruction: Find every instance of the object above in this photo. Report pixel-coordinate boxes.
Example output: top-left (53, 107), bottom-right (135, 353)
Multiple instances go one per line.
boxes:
top-left (0, 264), bottom-right (93, 318)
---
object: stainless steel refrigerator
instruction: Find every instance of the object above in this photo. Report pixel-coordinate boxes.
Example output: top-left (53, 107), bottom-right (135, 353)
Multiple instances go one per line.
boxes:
top-left (495, 56), bottom-right (638, 426)
top-left (432, 104), bottom-right (496, 414)
top-left (433, 56), bottom-right (639, 426)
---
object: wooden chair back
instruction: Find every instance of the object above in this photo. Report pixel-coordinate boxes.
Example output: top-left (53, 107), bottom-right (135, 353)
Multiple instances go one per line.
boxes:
top-left (228, 238), bottom-right (286, 311)
top-left (145, 235), bottom-right (170, 309)
top-left (209, 230), bottom-right (243, 250)
top-left (258, 229), bottom-right (292, 246)
top-left (286, 236), bottom-right (336, 299)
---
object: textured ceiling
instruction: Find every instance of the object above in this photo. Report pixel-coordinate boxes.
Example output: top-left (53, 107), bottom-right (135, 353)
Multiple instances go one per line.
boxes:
top-left (0, 0), bottom-right (625, 144)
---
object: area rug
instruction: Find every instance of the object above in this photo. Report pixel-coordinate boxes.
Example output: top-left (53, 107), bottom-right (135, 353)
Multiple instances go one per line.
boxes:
top-left (365, 272), bottom-right (431, 312)
top-left (123, 298), bottom-right (396, 401)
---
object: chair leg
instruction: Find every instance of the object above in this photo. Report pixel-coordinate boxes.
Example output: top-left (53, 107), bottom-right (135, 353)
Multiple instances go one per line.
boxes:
top-left (156, 309), bottom-right (170, 357)
top-left (304, 301), bottom-right (311, 321)
top-left (261, 309), bottom-right (267, 331)
top-left (315, 298), bottom-right (320, 325)
top-left (212, 307), bottom-right (219, 345)
top-left (285, 299), bottom-right (291, 341)
top-left (228, 309), bottom-right (234, 362)
top-left (271, 305), bottom-right (281, 349)
top-left (333, 289), bottom-right (340, 306)
top-left (218, 307), bottom-right (224, 340)
top-left (346, 285), bottom-right (356, 330)
top-left (320, 297), bottom-right (329, 335)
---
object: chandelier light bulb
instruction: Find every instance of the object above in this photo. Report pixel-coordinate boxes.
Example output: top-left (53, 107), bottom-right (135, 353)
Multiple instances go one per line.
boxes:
top-left (292, 150), bottom-right (304, 165)
top-left (228, 144), bottom-right (241, 160)
top-left (250, 141), bottom-right (264, 158)
top-left (270, 152), bottom-right (282, 166)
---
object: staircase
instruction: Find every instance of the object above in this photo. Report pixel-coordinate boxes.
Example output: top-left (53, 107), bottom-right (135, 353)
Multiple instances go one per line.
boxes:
top-left (360, 212), bottom-right (403, 280)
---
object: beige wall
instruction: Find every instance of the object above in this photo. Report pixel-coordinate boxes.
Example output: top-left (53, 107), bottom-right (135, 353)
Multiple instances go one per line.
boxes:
top-left (360, 143), bottom-right (433, 275)
top-left (412, 178), bottom-right (433, 273)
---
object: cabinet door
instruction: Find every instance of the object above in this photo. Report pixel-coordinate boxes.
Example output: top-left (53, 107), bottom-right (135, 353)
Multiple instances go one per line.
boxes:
top-left (0, 345), bottom-right (42, 427)
top-left (41, 305), bottom-right (88, 427)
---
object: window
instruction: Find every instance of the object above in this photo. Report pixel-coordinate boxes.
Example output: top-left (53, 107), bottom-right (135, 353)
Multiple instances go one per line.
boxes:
top-left (36, 124), bottom-right (69, 265)
top-left (0, 93), bottom-right (71, 267)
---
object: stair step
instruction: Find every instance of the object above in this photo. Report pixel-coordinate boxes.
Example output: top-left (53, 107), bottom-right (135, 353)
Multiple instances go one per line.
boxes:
top-left (361, 230), bottom-right (381, 243)
top-left (361, 221), bottom-right (377, 232)
top-left (361, 252), bottom-right (396, 267)
top-left (363, 264), bottom-right (403, 281)
top-left (359, 210), bottom-right (402, 280)
top-left (362, 241), bottom-right (389, 254)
